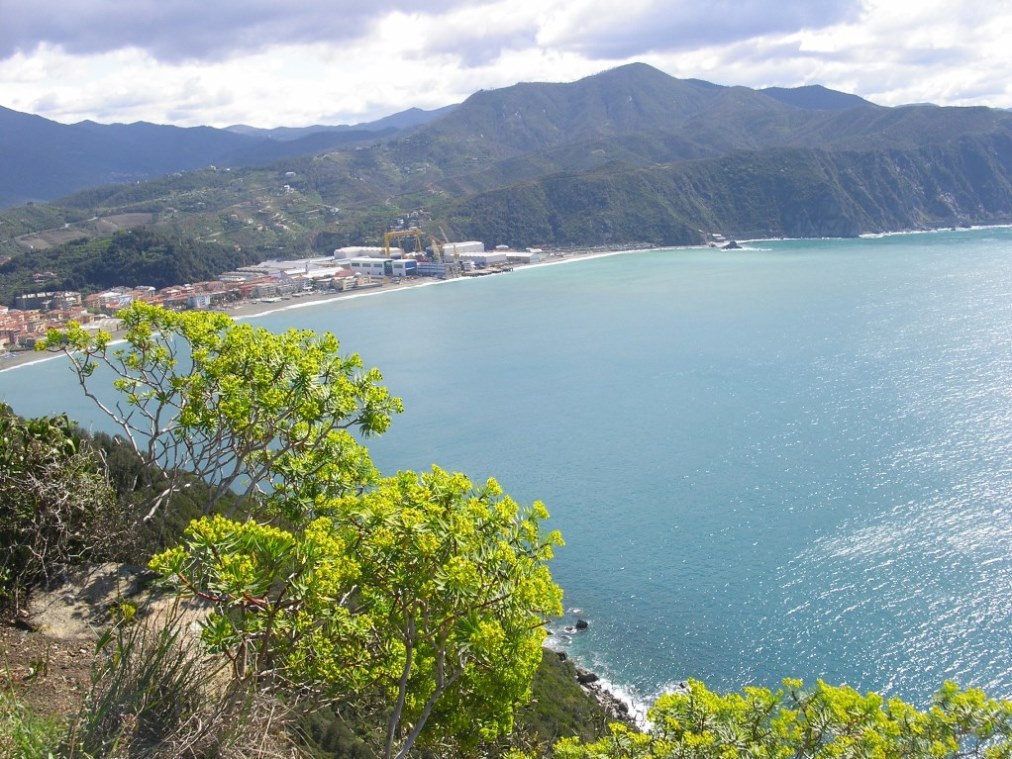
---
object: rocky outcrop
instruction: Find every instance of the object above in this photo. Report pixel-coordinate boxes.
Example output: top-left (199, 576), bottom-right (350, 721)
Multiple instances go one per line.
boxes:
top-left (576, 667), bottom-right (599, 685)
top-left (577, 671), bottom-right (633, 723)
top-left (26, 562), bottom-right (207, 640)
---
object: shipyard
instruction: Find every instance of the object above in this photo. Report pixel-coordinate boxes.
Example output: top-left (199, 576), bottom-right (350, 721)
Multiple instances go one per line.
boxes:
top-left (0, 229), bottom-right (652, 370)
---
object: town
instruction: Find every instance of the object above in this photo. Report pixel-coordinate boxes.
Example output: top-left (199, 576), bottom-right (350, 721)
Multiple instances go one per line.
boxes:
top-left (0, 236), bottom-right (545, 359)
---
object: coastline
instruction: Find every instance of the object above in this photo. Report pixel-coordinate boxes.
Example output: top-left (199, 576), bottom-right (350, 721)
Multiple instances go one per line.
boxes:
top-left (557, 652), bottom-right (644, 727)
top-left (7, 223), bottom-right (1005, 374)
top-left (544, 611), bottom-right (655, 729)
top-left (0, 243), bottom-right (664, 374)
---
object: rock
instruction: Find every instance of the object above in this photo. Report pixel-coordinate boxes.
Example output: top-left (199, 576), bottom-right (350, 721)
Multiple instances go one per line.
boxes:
top-left (721, 240), bottom-right (741, 250)
top-left (27, 562), bottom-right (205, 640)
top-left (575, 618), bottom-right (589, 630)
top-left (576, 668), bottom-right (599, 685)
top-left (556, 651), bottom-right (568, 662)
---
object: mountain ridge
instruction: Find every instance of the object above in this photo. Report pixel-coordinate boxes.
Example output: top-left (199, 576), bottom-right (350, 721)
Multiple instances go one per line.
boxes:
top-left (0, 104), bottom-right (454, 207)
top-left (3, 62), bottom-right (1012, 293)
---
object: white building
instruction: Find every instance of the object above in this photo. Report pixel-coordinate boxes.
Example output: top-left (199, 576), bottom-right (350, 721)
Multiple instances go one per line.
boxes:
top-left (390, 259), bottom-right (417, 277)
top-left (335, 246), bottom-right (388, 259)
top-left (506, 251), bottom-right (541, 264)
top-left (458, 251), bottom-right (508, 267)
top-left (441, 241), bottom-right (485, 257)
top-left (348, 258), bottom-right (391, 277)
top-left (416, 262), bottom-right (447, 277)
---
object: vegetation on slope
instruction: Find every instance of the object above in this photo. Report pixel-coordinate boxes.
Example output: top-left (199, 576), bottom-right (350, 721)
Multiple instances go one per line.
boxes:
top-left (5, 62), bottom-right (1012, 286)
top-left (553, 678), bottom-right (1012, 758)
top-left (3, 303), bottom-right (1012, 757)
top-left (0, 228), bottom-right (265, 306)
top-left (6, 128), bottom-right (1011, 306)
top-left (0, 102), bottom-right (450, 208)
top-left (2, 303), bottom-right (570, 758)
top-left (443, 135), bottom-right (1012, 246)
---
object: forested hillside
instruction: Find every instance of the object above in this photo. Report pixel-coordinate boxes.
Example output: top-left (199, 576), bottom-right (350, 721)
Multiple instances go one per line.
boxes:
top-left (444, 135), bottom-right (1012, 246)
top-left (0, 229), bottom-right (262, 304)
top-left (3, 63), bottom-right (1012, 299)
top-left (0, 104), bottom-right (450, 207)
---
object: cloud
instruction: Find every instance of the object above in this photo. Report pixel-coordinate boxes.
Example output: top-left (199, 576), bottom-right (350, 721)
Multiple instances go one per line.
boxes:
top-left (1, 0), bottom-right (1010, 127)
top-left (535, 0), bottom-right (863, 59)
top-left (348, 2), bottom-right (545, 69)
top-left (0, 0), bottom-right (468, 62)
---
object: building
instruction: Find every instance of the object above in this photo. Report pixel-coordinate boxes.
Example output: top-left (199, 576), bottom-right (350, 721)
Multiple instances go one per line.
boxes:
top-left (506, 251), bottom-right (541, 264)
top-left (458, 251), bottom-right (508, 267)
top-left (85, 288), bottom-right (136, 314)
top-left (390, 259), bottom-right (417, 277)
top-left (348, 258), bottom-right (391, 277)
top-left (334, 246), bottom-right (388, 259)
top-left (416, 262), bottom-right (448, 277)
top-left (442, 241), bottom-right (485, 257)
top-left (14, 291), bottom-right (82, 311)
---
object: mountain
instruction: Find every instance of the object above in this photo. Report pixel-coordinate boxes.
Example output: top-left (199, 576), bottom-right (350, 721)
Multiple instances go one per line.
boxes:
top-left (220, 127), bottom-right (401, 165)
top-left (0, 107), bottom-right (259, 207)
top-left (759, 84), bottom-right (872, 110)
top-left (0, 105), bottom-right (456, 208)
top-left (441, 133), bottom-right (1012, 246)
top-left (402, 64), bottom-right (1012, 243)
top-left (222, 104), bottom-right (457, 141)
top-left (3, 62), bottom-right (1012, 284)
top-left (402, 64), bottom-right (1008, 170)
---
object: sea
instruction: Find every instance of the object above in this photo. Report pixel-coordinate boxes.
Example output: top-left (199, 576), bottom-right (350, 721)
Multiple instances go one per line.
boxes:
top-left (4, 227), bottom-right (1012, 716)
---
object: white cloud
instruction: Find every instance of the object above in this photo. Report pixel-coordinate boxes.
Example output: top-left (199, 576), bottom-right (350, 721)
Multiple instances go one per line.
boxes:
top-left (0, 1), bottom-right (468, 61)
top-left (534, 0), bottom-right (861, 57)
top-left (1, 0), bottom-right (1010, 127)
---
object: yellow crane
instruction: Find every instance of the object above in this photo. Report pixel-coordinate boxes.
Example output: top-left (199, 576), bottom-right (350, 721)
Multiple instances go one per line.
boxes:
top-left (383, 228), bottom-right (425, 258)
top-left (429, 236), bottom-right (444, 262)
top-left (437, 225), bottom-right (460, 270)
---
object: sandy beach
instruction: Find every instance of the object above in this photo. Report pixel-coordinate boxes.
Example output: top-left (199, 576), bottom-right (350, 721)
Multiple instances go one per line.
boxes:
top-left (0, 244), bottom-right (660, 374)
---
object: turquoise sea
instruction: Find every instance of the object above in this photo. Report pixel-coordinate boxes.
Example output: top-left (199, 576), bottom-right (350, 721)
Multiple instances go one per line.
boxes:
top-left (4, 228), bottom-right (1012, 713)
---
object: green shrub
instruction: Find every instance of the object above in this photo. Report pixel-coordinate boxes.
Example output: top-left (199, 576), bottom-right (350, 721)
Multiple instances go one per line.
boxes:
top-left (0, 404), bottom-right (120, 613)
top-left (0, 686), bottom-right (65, 759)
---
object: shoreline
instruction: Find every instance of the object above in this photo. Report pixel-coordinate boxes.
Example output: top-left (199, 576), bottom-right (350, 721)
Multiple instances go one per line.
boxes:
top-left (544, 611), bottom-right (657, 729)
top-left (541, 637), bottom-right (646, 728)
top-left (0, 243), bottom-right (665, 374)
top-left (6, 223), bottom-right (1007, 373)
top-left (229, 242), bottom-right (665, 321)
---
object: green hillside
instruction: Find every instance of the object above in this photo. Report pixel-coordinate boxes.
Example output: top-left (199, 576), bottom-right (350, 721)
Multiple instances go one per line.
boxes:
top-left (3, 62), bottom-right (1012, 300)
top-left (442, 134), bottom-right (1012, 246)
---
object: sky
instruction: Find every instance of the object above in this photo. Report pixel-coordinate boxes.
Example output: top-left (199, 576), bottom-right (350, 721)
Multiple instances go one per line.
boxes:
top-left (1, 0), bottom-right (1010, 129)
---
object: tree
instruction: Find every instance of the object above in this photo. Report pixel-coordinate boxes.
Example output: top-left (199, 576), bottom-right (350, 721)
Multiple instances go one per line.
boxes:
top-left (552, 678), bottom-right (1012, 759)
top-left (40, 301), bottom-right (402, 521)
top-left (332, 468), bottom-right (563, 758)
top-left (149, 467), bottom-right (564, 759)
top-left (43, 303), bottom-right (564, 758)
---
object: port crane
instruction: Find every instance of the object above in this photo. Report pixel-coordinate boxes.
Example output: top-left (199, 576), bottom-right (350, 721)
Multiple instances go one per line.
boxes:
top-left (383, 228), bottom-right (426, 258)
top-left (382, 225), bottom-right (461, 277)
top-left (437, 225), bottom-right (461, 270)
